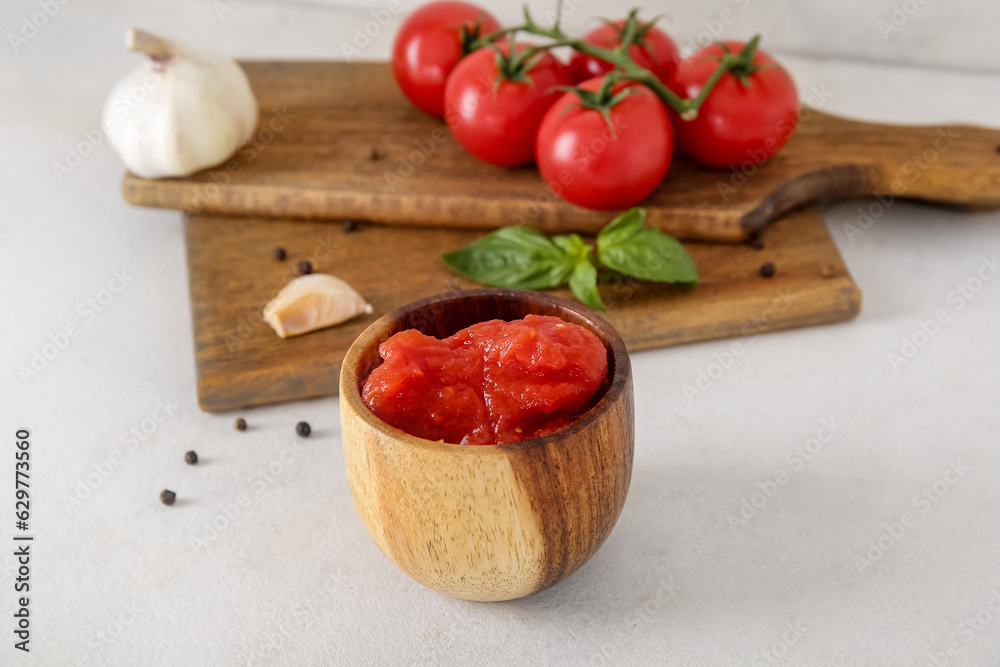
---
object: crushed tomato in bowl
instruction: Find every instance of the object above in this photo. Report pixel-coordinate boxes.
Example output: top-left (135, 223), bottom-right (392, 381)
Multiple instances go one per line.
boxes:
top-left (361, 314), bottom-right (609, 445)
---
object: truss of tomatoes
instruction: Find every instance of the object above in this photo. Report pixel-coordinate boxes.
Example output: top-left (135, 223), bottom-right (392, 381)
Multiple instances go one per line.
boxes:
top-left (391, 1), bottom-right (800, 212)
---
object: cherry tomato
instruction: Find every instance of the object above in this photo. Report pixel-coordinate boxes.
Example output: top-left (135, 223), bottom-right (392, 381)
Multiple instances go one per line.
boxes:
top-left (670, 41), bottom-right (799, 168)
top-left (570, 20), bottom-right (679, 85)
top-left (444, 43), bottom-right (572, 167)
top-left (535, 76), bottom-right (673, 210)
top-left (392, 1), bottom-right (501, 117)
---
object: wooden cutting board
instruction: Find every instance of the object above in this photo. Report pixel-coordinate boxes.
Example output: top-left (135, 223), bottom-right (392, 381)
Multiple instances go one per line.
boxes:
top-left (188, 206), bottom-right (859, 412)
top-left (126, 62), bottom-right (1000, 243)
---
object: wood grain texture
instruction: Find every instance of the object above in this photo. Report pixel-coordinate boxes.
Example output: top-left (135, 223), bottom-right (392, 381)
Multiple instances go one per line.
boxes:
top-left (125, 61), bottom-right (1000, 242)
top-left (185, 205), bottom-right (859, 412)
top-left (339, 289), bottom-right (634, 601)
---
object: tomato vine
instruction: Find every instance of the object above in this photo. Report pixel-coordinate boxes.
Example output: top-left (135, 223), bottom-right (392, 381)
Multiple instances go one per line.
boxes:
top-left (469, 5), bottom-right (759, 120)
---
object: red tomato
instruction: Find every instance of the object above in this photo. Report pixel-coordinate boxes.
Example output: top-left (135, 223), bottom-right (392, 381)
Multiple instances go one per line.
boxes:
top-left (570, 20), bottom-right (679, 85)
top-left (392, 1), bottom-right (501, 117)
top-left (670, 41), bottom-right (799, 168)
top-left (535, 77), bottom-right (673, 210)
top-left (444, 43), bottom-right (572, 167)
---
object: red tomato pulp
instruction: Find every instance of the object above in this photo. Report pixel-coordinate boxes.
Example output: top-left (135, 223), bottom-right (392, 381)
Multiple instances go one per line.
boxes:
top-left (361, 315), bottom-right (609, 445)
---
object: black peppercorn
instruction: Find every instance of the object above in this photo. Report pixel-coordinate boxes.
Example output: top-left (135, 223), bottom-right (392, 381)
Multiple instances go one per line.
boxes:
top-left (160, 489), bottom-right (176, 506)
top-left (343, 219), bottom-right (358, 233)
top-left (184, 451), bottom-right (198, 465)
top-left (273, 247), bottom-right (287, 261)
top-left (760, 262), bottom-right (776, 278)
top-left (298, 260), bottom-right (313, 275)
top-left (296, 421), bottom-right (311, 437)
top-left (235, 418), bottom-right (247, 431)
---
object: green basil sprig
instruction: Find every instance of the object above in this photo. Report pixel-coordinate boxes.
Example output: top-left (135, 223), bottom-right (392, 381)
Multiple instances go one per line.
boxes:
top-left (442, 208), bottom-right (698, 311)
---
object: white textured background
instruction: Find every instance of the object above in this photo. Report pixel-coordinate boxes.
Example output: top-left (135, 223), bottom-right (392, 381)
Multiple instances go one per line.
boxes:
top-left (2, 0), bottom-right (1000, 665)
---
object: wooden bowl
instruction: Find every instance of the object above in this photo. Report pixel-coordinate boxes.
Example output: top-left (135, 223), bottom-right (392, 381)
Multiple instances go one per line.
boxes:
top-left (339, 288), bottom-right (634, 601)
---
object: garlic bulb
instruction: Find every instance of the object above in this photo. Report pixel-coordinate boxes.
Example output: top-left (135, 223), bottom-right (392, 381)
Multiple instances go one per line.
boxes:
top-left (102, 28), bottom-right (258, 179)
top-left (264, 274), bottom-right (373, 338)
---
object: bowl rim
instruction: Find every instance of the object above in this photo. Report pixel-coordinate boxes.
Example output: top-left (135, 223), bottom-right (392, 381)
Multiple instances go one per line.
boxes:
top-left (340, 288), bottom-right (631, 454)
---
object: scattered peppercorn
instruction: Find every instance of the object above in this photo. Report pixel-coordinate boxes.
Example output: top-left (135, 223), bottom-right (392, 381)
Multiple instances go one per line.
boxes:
top-left (273, 247), bottom-right (287, 261)
top-left (184, 451), bottom-right (198, 465)
top-left (296, 421), bottom-right (311, 437)
top-left (343, 219), bottom-right (358, 233)
top-left (749, 235), bottom-right (765, 250)
top-left (235, 417), bottom-right (247, 431)
top-left (298, 260), bottom-right (313, 275)
top-left (369, 147), bottom-right (382, 161)
top-left (160, 489), bottom-right (176, 506)
top-left (760, 262), bottom-right (776, 278)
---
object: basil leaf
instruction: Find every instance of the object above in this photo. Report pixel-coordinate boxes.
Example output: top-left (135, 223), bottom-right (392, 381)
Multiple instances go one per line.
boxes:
top-left (442, 227), bottom-right (576, 289)
top-left (569, 259), bottom-right (605, 311)
top-left (597, 208), bottom-right (645, 248)
top-left (552, 233), bottom-right (587, 258)
top-left (597, 209), bottom-right (699, 285)
top-left (597, 267), bottom-right (625, 285)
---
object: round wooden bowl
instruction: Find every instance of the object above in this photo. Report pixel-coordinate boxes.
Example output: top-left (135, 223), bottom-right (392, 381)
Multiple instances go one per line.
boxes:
top-left (339, 288), bottom-right (634, 601)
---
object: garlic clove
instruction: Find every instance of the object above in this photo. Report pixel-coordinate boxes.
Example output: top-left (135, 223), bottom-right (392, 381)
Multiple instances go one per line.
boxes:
top-left (103, 28), bottom-right (258, 179)
top-left (264, 274), bottom-right (373, 338)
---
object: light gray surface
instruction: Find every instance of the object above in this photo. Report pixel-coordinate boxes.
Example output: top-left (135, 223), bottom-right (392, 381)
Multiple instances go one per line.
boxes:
top-left (2, 1), bottom-right (1000, 665)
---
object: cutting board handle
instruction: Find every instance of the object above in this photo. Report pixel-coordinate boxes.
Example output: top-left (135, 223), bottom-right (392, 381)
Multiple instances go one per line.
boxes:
top-left (736, 113), bottom-right (1000, 238)
top-left (864, 120), bottom-right (1000, 207)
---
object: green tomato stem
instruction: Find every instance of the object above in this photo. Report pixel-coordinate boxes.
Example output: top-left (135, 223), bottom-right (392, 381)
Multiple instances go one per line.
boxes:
top-left (468, 6), bottom-right (746, 120)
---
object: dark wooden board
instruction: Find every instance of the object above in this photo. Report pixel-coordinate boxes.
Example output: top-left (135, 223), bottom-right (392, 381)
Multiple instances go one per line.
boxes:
top-left (187, 206), bottom-right (860, 411)
top-left (126, 62), bottom-right (1000, 243)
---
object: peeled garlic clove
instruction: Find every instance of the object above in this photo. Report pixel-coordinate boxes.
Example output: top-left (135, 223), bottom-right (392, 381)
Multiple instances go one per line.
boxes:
top-left (264, 274), bottom-right (373, 338)
top-left (103, 28), bottom-right (258, 179)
